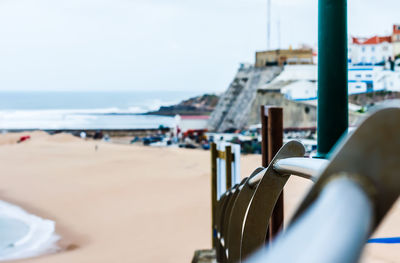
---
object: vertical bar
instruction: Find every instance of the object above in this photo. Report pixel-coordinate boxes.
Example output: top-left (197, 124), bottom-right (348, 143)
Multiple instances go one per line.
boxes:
top-left (317, 0), bottom-right (348, 157)
top-left (260, 105), bottom-right (270, 243)
top-left (225, 145), bottom-right (232, 190)
top-left (260, 106), bottom-right (269, 167)
top-left (211, 143), bottom-right (218, 248)
top-left (268, 107), bottom-right (284, 241)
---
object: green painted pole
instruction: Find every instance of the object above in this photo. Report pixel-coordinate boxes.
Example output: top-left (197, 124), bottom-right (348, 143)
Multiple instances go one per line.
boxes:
top-left (317, 0), bottom-right (348, 157)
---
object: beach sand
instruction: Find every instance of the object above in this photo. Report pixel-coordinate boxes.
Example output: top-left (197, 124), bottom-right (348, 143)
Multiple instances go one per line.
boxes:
top-left (0, 132), bottom-right (399, 262)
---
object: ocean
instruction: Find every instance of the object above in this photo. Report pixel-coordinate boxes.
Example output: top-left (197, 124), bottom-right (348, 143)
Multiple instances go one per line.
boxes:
top-left (0, 91), bottom-right (203, 130)
top-left (0, 201), bottom-right (59, 261)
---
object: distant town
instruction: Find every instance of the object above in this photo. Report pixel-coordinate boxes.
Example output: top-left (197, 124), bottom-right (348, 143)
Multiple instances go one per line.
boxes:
top-left (142, 24), bottom-right (400, 154)
top-left (162, 24), bottom-right (398, 125)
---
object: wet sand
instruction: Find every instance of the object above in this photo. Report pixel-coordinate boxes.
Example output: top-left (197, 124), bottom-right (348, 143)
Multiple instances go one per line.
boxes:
top-left (0, 132), bottom-right (398, 262)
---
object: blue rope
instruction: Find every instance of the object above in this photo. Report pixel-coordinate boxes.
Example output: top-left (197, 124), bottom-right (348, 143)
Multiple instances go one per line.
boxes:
top-left (367, 237), bottom-right (400, 244)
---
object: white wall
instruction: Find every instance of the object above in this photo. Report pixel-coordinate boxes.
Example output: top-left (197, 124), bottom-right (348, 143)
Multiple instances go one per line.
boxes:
top-left (349, 42), bottom-right (393, 65)
top-left (348, 66), bottom-right (400, 93)
top-left (281, 80), bottom-right (317, 100)
top-left (177, 119), bottom-right (209, 132)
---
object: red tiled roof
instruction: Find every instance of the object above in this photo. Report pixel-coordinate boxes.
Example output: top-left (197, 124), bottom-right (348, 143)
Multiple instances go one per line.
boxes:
top-left (352, 37), bottom-right (362, 44)
top-left (352, 36), bottom-right (392, 45)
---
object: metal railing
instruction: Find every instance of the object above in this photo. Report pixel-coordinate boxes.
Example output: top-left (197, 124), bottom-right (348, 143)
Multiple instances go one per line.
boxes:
top-left (209, 107), bottom-right (400, 263)
top-left (246, 177), bottom-right (373, 263)
top-left (273, 157), bottom-right (328, 182)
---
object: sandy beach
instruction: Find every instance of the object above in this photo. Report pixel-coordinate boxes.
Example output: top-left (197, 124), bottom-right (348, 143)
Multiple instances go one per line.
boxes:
top-left (0, 132), bottom-right (399, 263)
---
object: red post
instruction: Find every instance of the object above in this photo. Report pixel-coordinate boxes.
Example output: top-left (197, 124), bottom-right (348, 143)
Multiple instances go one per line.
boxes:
top-left (268, 107), bottom-right (284, 241)
top-left (260, 105), bottom-right (270, 242)
top-left (260, 106), bottom-right (269, 167)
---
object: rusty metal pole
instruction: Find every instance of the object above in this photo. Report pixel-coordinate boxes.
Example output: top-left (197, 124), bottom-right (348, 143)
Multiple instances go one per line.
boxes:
top-left (211, 143), bottom-right (218, 248)
top-left (261, 106), bottom-right (269, 167)
top-left (268, 107), bottom-right (284, 242)
top-left (260, 105), bottom-right (270, 243)
top-left (225, 145), bottom-right (233, 190)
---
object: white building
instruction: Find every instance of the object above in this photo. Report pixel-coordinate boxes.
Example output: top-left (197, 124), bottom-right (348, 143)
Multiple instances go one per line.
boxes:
top-left (348, 36), bottom-right (393, 65)
top-left (268, 65), bottom-right (317, 101)
top-left (274, 65), bottom-right (400, 101)
top-left (281, 80), bottom-right (317, 101)
top-left (392, 25), bottom-right (400, 58)
top-left (174, 115), bottom-right (209, 133)
top-left (348, 66), bottom-right (400, 93)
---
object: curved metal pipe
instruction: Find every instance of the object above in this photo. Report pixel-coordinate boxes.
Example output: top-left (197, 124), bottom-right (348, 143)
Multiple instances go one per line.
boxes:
top-left (273, 158), bottom-right (328, 182)
top-left (248, 158), bottom-right (327, 187)
top-left (247, 168), bottom-right (267, 187)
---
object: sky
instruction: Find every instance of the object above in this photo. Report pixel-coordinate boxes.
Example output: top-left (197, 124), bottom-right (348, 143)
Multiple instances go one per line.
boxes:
top-left (0, 0), bottom-right (399, 93)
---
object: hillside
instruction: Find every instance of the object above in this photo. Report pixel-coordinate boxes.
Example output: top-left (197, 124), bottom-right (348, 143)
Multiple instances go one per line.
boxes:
top-left (146, 94), bottom-right (219, 116)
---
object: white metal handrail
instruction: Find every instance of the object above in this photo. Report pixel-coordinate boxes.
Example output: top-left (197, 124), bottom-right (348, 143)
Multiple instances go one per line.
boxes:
top-left (273, 157), bottom-right (328, 182)
top-left (248, 157), bottom-right (327, 187)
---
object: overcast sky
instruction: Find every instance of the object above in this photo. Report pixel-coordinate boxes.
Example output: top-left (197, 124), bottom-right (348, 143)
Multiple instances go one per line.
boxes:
top-left (0, 0), bottom-right (399, 92)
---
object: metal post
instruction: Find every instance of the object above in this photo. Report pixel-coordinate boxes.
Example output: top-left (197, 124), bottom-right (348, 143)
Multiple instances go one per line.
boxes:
top-left (261, 106), bottom-right (269, 167)
top-left (268, 107), bottom-right (284, 241)
top-left (211, 143), bottom-right (218, 248)
top-left (225, 145), bottom-right (233, 190)
top-left (260, 105), bottom-right (270, 243)
top-left (317, 0), bottom-right (348, 157)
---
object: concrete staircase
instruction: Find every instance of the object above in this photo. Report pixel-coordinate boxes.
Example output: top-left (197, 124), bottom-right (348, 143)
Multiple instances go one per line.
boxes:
top-left (208, 66), bottom-right (282, 132)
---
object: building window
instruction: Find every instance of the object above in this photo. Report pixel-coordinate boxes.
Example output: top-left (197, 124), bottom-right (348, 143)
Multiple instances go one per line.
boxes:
top-left (383, 46), bottom-right (389, 51)
top-left (366, 74), bottom-right (372, 78)
top-left (355, 74), bottom-right (362, 78)
top-left (362, 47), bottom-right (366, 52)
top-left (371, 57), bottom-right (376, 64)
top-left (371, 46), bottom-right (375, 52)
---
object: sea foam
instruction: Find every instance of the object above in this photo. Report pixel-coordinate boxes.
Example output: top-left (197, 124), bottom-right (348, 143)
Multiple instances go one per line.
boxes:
top-left (0, 108), bottom-right (176, 130)
top-left (0, 201), bottom-right (59, 261)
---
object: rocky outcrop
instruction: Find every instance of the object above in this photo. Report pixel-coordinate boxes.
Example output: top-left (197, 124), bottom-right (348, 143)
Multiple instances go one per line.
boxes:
top-left (208, 66), bottom-right (282, 132)
top-left (147, 94), bottom-right (219, 116)
top-left (349, 90), bottom-right (400, 106)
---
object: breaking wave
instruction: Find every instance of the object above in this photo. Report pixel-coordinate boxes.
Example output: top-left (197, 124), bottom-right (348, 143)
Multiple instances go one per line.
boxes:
top-left (0, 201), bottom-right (59, 261)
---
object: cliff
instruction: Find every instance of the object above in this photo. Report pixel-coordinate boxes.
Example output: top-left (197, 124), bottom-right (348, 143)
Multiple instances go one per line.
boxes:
top-left (147, 94), bottom-right (219, 116)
